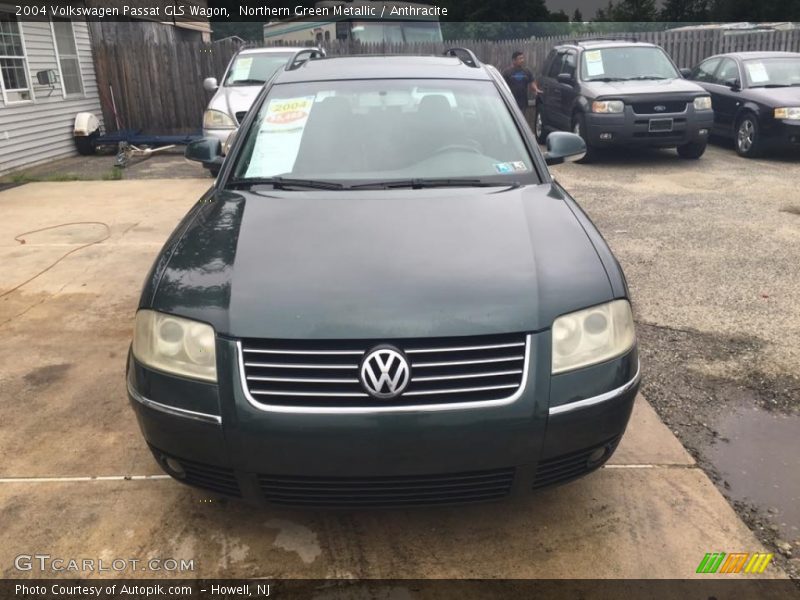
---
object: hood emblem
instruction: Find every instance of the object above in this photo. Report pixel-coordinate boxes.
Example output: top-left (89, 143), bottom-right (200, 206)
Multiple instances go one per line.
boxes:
top-left (360, 347), bottom-right (410, 399)
top-left (654, 105), bottom-right (667, 112)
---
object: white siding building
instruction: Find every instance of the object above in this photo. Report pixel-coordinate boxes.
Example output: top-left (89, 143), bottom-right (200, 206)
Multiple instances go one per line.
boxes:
top-left (0, 11), bottom-right (103, 175)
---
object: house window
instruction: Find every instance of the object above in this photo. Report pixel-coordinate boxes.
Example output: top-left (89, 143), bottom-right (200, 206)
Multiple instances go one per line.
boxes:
top-left (52, 19), bottom-right (83, 96)
top-left (0, 13), bottom-right (32, 102)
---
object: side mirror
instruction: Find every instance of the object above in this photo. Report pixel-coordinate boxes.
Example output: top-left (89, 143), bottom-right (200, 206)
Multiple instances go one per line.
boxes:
top-left (543, 132), bottom-right (586, 166)
top-left (185, 137), bottom-right (222, 163)
top-left (679, 68), bottom-right (692, 78)
top-left (724, 77), bottom-right (741, 90)
top-left (557, 72), bottom-right (574, 84)
top-left (203, 77), bottom-right (218, 92)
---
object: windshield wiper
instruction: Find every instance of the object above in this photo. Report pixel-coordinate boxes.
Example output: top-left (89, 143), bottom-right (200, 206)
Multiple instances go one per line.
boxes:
top-left (349, 178), bottom-right (513, 190)
top-left (586, 77), bottom-right (628, 82)
top-left (227, 177), bottom-right (345, 190)
top-left (751, 83), bottom-right (794, 88)
top-left (622, 76), bottom-right (669, 80)
top-left (228, 79), bottom-right (266, 86)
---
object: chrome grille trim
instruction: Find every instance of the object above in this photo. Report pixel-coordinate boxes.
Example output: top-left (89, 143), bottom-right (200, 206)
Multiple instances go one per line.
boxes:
top-left (246, 375), bottom-right (360, 383)
top-left (403, 384), bottom-right (519, 397)
top-left (237, 334), bottom-right (531, 414)
top-left (244, 362), bottom-right (356, 369)
top-left (413, 356), bottom-right (524, 368)
top-left (244, 348), bottom-right (364, 355)
top-left (412, 369), bottom-right (523, 382)
top-left (405, 341), bottom-right (525, 354)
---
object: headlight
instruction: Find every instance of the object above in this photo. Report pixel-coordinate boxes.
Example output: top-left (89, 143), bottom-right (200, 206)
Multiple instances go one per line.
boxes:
top-left (774, 107), bottom-right (800, 120)
top-left (132, 310), bottom-right (217, 382)
top-left (203, 109), bottom-right (236, 129)
top-left (693, 96), bottom-right (712, 110)
top-left (591, 100), bottom-right (624, 113)
top-left (552, 300), bottom-right (635, 374)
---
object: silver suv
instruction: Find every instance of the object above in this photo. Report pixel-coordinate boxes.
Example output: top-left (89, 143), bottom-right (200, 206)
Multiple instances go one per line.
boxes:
top-left (202, 47), bottom-right (323, 175)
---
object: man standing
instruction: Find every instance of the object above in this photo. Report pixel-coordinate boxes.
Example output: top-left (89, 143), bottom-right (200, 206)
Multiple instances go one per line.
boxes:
top-left (502, 51), bottom-right (538, 111)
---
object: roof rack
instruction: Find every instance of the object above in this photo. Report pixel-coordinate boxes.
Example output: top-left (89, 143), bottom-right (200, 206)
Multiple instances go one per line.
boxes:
top-left (443, 47), bottom-right (480, 68)
top-left (285, 47), bottom-right (326, 71)
top-left (563, 37), bottom-right (639, 45)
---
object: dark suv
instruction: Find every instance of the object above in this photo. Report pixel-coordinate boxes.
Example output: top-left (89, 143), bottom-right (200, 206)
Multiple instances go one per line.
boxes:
top-left (535, 39), bottom-right (715, 160)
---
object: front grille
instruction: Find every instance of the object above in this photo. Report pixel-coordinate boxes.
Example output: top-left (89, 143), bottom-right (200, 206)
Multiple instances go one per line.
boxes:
top-left (532, 436), bottom-right (620, 490)
top-left (631, 100), bottom-right (687, 114)
top-left (258, 468), bottom-right (515, 507)
top-left (239, 333), bottom-right (528, 408)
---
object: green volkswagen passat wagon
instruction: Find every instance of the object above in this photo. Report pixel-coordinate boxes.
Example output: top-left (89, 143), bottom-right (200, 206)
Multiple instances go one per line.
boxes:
top-left (127, 49), bottom-right (640, 507)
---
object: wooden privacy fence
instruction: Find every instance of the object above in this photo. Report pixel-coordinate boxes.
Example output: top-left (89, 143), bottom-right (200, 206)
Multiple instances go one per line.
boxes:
top-left (90, 29), bottom-right (800, 133)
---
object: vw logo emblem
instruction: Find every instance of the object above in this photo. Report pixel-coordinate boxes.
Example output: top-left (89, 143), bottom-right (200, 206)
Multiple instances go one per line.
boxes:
top-left (654, 105), bottom-right (667, 112)
top-left (360, 346), bottom-right (410, 399)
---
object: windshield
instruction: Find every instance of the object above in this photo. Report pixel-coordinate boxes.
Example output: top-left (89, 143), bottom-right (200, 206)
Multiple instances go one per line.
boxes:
top-left (581, 47), bottom-right (679, 81)
top-left (743, 57), bottom-right (800, 87)
top-left (232, 79), bottom-right (536, 185)
top-left (350, 21), bottom-right (442, 43)
top-left (224, 53), bottom-right (293, 86)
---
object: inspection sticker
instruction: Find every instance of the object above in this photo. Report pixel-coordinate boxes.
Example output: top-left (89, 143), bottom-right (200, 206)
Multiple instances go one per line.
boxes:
top-left (511, 161), bottom-right (528, 172)
top-left (494, 162), bottom-right (514, 174)
top-left (245, 96), bottom-right (316, 178)
top-left (585, 50), bottom-right (605, 77)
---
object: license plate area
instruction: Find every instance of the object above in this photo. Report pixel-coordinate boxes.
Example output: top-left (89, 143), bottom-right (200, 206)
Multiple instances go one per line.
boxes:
top-left (649, 118), bottom-right (673, 132)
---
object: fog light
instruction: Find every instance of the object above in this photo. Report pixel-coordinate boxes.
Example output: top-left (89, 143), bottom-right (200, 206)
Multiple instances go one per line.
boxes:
top-left (599, 132), bottom-right (612, 140)
top-left (587, 446), bottom-right (607, 466)
top-left (699, 129), bottom-right (708, 135)
top-left (162, 456), bottom-right (186, 479)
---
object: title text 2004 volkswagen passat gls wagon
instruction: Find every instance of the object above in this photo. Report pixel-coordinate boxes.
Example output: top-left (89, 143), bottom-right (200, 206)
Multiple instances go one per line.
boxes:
top-left (128, 49), bottom-right (640, 508)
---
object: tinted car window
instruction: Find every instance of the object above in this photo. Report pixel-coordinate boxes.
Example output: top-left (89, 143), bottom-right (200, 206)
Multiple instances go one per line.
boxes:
top-left (691, 57), bottom-right (722, 83)
top-left (715, 58), bottom-right (739, 84)
top-left (743, 56), bottom-right (800, 87)
top-left (547, 52), bottom-right (565, 78)
top-left (562, 51), bottom-right (577, 78)
top-left (233, 79), bottom-right (537, 183)
top-left (581, 46), bottom-right (679, 81)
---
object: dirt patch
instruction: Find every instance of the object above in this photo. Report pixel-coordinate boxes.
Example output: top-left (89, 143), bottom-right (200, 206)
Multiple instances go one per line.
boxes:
top-left (780, 205), bottom-right (800, 216)
top-left (22, 363), bottom-right (72, 388)
top-left (637, 322), bottom-right (800, 578)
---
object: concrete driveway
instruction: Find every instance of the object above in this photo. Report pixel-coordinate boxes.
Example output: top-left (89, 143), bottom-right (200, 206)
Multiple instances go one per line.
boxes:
top-left (0, 179), bottom-right (784, 580)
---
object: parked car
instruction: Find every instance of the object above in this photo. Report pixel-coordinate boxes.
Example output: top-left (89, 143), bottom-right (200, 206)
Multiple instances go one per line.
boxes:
top-left (535, 39), bottom-right (714, 161)
top-left (128, 49), bottom-right (640, 508)
top-left (687, 51), bottom-right (800, 157)
top-left (201, 46), bottom-right (324, 175)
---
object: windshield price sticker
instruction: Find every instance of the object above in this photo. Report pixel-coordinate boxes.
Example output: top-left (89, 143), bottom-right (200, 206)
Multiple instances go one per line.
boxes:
top-left (585, 50), bottom-right (605, 76)
top-left (230, 57), bottom-right (253, 82)
top-left (746, 61), bottom-right (769, 83)
top-left (245, 96), bottom-right (316, 178)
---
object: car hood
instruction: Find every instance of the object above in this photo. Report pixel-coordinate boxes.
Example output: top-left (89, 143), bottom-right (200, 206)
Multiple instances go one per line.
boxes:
top-left (150, 185), bottom-right (615, 339)
top-left (744, 86), bottom-right (800, 106)
top-left (585, 78), bottom-right (707, 97)
top-left (208, 85), bottom-right (261, 120)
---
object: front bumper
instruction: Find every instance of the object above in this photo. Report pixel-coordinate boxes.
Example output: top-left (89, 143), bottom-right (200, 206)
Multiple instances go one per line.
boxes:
top-left (128, 335), bottom-right (640, 507)
top-left (760, 119), bottom-right (800, 150)
top-left (584, 106), bottom-right (714, 148)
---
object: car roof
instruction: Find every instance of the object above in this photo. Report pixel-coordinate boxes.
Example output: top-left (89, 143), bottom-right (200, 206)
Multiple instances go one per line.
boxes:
top-left (556, 40), bottom-right (658, 50)
top-left (274, 55), bottom-right (492, 83)
top-left (709, 51), bottom-right (800, 61)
